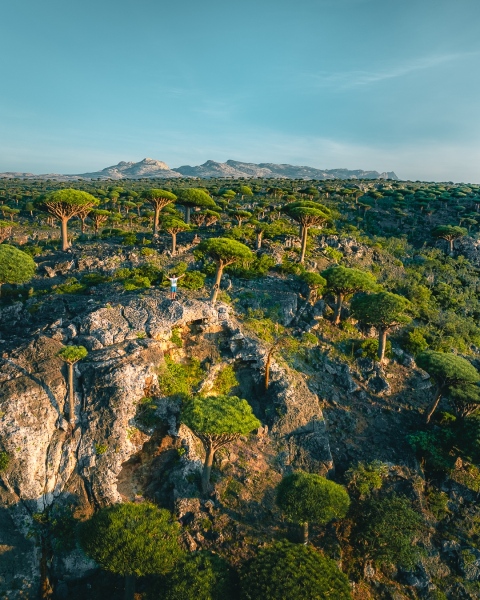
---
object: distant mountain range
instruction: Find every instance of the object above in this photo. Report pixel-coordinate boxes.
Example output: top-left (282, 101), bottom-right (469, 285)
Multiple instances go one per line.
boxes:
top-left (0, 158), bottom-right (398, 181)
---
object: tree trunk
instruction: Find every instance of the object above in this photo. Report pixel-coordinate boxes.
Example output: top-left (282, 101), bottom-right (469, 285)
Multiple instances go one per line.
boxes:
top-left (171, 232), bottom-right (177, 254)
top-left (68, 362), bottom-right (75, 424)
top-left (153, 205), bottom-right (160, 235)
top-left (299, 226), bottom-right (308, 263)
top-left (81, 218), bottom-right (86, 234)
top-left (60, 217), bottom-right (69, 251)
top-left (425, 388), bottom-right (443, 424)
top-left (124, 574), bottom-right (135, 600)
top-left (210, 262), bottom-right (224, 305)
top-left (40, 533), bottom-right (53, 599)
top-left (449, 238), bottom-right (454, 253)
top-left (202, 444), bottom-right (216, 494)
top-left (333, 293), bottom-right (344, 325)
top-left (256, 231), bottom-right (263, 250)
top-left (265, 348), bottom-right (274, 391)
top-left (303, 521), bottom-right (309, 545)
top-left (185, 205), bottom-right (191, 224)
top-left (378, 329), bottom-right (388, 361)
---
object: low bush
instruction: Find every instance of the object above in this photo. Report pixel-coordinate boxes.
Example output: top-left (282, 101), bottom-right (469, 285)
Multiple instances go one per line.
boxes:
top-left (158, 357), bottom-right (205, 398)
top-left (123, 275), bottom-right (150, 291)
top-left (180, 271), bottom-right (206, 290)
top-left (81, 273), bottom-right (111, 286)
top-left (360, 338), bottom-right (392, 360)
top-left (53, 278), bottom-right (86, 295)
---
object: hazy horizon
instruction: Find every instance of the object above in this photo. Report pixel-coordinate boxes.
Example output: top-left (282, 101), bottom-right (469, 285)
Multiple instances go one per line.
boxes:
top-left (2, 0), bottom-right (480, 183)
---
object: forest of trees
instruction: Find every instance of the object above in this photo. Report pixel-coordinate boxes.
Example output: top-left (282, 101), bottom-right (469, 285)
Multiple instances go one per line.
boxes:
top-left (1, 174), bottom-right (480, 599)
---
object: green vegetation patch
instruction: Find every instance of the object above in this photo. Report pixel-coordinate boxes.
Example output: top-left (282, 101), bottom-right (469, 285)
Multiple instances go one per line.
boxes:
top-left (158, 356), bottom-right (205, 398)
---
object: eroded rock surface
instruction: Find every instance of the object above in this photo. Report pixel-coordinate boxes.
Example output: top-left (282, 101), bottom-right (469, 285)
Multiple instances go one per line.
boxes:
top-left (0, 293), bottom-right (331, 598)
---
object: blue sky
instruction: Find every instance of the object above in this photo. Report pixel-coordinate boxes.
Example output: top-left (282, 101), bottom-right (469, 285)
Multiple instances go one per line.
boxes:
top-left (1, 0), bottom-right (480, 181)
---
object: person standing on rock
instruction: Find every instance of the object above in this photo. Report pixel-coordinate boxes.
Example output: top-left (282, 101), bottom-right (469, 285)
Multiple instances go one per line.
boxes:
top-left (168, 273), bottom-right (184, 300)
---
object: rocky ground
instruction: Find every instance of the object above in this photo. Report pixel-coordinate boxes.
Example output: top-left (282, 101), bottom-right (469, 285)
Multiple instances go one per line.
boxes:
top-left (0, 241), bottom-right (479, 599)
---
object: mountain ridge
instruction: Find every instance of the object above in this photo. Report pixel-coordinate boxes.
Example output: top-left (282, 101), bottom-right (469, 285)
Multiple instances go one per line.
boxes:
top-left (0, 158), bottom-right (398, 180)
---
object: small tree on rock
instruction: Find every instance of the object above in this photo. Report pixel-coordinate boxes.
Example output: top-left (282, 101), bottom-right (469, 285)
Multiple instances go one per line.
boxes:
top-left (249, 219), bottom-right (267, 250)
top-left (276, 471), bottom-right (350, 544)
top-left (180, 394), bottom-right (260, 493)
top-left (161, 216), bottom-right (190, 254)
top-left (230, 209), bottom-right (252, 227)
top-left (142, 189), bottom-right (177, 235)
top-left (176, 188), bottom-right (217, 224)
top-left (198, 237), bottom-right (253, 305)
top-left (78, 502), bottom-right (183, 600)
top-left (322, 266), bottom-right (377, 325)
top-left (57, 345), bottom-right (88, 425)
top-left (90, 209), bottom-right (111, 235)
top-left (299, 271), bottom-right (326, 304)
top-left (0, 244), bottom-right (36, 298)
top-left (417, 351), bottom-right (480, 422)
top-left (283, 201), bottom-right (331, 263)
top-left (36, 189), bottom-right (99, 251)
top-left (432, 225), bottom-right (467, 253)
top-left (351, 291), bottom-right (411, 361)
top-left (203, 209), bottom-right (221, 227)
top-left (240, 541), bottom-right (351, 600)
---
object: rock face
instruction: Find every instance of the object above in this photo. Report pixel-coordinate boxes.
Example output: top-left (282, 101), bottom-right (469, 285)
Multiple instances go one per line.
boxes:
top-left (174, 159), bottom-right (398, 180)
top-left (77, 158), bottom-right (182, 180)
top-left (0, 159), bottom-right (398, 181)
top-left (0, 293), bottom-right (332, 598)
top-left (222, 317), bottom-right (333, 472)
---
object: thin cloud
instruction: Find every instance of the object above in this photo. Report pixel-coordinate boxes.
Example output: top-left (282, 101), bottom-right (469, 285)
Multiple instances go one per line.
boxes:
top-left (305, 51), bottom-right (480, 89)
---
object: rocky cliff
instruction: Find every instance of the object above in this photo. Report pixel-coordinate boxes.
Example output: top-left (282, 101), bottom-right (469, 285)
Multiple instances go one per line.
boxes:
top-left (0, 288), bottom-right (332, 598)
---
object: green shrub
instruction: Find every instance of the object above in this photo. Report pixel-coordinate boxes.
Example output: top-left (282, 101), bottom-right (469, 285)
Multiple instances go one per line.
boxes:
top-left (407, 429), bottom-right (455, 472)
top-left (346, 460), bottom-right (389, 499)
top-left (240, 541), bottom-right (351, 600)
top-left (101, 227), bottom-right (127, 238)
top-left (123, 275), bottom-right (151, 291)
top-left (360, 338), bottom-right (392, 360)
top-left (451, 463), bottom-right (480, 493)
top-left (135, 396), bottom-right (161, 428)
top-left (243, 316), bottom-right (284, 344)
top-left (140, 247), bottom-right (156, 256)
top-left (353, 495), bottom-right (427, 569)
top-left (0, 451), bottom-right (10, 471)
top-left (95, 444), bottom-right (108, 455)
top-left (323, 246), bottom-right (343, 262)
top-left (277, 257), bottom-right (305, 276)
top-left (134, 264), bottom-right (163, 284)
top-left (53, 278), bottom-right (86, 295)
top-left (426, 489), bottom-right (450, 520)
top-left (211, 365), bottom-right (238, 395)
top-left (301, 332), bottom-right (318, 346)
top-left (227, 254), bottom-right (275, 279)
top-left (263, 219), bottom-right (297, 239)
top-left (22, 245), bottom-right (43, 257)
top-left (403, 329), bottom-right (429, 355)
top-left (157, 551), bottom-right (237, 600)
top-left (114, 267), bottom-right (132, 280)
top-left (81, 272), bottom-right (111, 286)
top-left (121, 233), bottom-right (138, 246)
top-left (158, 357), bottom-right (205, 398)
top-left (180, 271), bottom-right (206, 290)
top-left (170, 328), bottom-right (183, 348)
